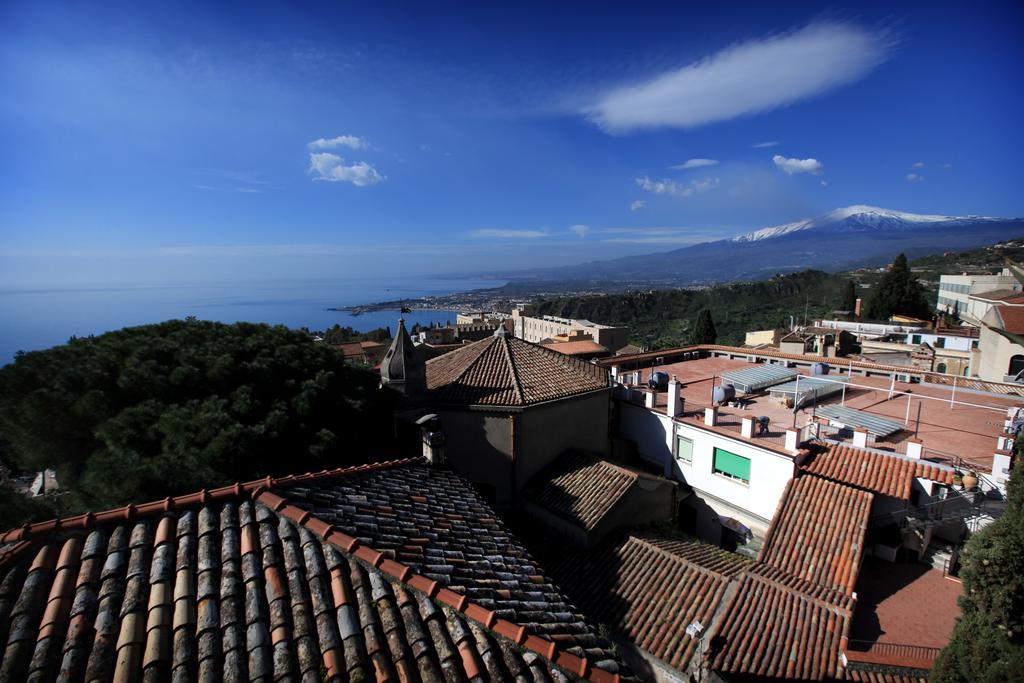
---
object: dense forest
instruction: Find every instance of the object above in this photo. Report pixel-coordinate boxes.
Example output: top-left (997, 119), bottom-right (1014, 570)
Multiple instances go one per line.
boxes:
top-left (315, 324), bottom-right (392, 345)
top-left (536, 270), bottom-right (852, 348)
top-left (0, 320), bottom-right (400, 526)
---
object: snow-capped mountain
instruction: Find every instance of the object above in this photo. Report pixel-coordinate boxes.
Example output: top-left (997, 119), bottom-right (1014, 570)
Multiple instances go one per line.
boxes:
top-left (526, 205), bottom-right (1024, 285)
top-left (731, 205), bottom-right (1003, 243)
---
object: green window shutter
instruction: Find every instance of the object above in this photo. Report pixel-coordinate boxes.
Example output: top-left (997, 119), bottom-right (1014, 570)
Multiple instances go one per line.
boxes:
top-left (713, 448), bottom-right (750, 482)
top-left (676, 436), bottom-right (693, 462)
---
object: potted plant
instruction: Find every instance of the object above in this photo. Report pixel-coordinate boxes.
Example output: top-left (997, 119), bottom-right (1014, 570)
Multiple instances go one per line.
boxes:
top-left (962, 470), bottom-right (979, 491)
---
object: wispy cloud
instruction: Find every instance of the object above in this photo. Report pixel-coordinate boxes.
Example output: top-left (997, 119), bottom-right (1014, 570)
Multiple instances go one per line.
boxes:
top-left (669, 158), bottom-right (719, 170)
top-left (467, 229), bottom-right (548, 239)
top-left (753, 141), bottom-right (780, 148)
top-left (773, 154), bottom-right (824, 175)
top-left (599, 226), bottom-right (720, 244)
top-left (912, 161), bottom-right (925, 169)
top-left (636, 176), bottom-right (719, 197)
top-left (630, 200), bottom-right (646, 211)
top-left (569, 224), bottom-right (590, 238)
top-left (308, 135), bottom-right (366, 150)
top-left (585, 22), bottom-right (894, 132)
top-left (308, 152), bottom-right (385, 186)
top-left (906, 173), bottom-right (923, 183)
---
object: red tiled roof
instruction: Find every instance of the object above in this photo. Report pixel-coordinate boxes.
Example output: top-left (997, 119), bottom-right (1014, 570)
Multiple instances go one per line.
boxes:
top-left (993, 305), bottom-right (1024, 334)
top-left (970, 288), bottom-right (1024, 303)
top-left (522, 453), bottom-right (653, 531)
top-left (710, 567), bottom-right (853, 681)
top-left (426, 333), bottom-right (609, 406)
top-left (800, 443), bottom-right (956, 498)
top-left (845, 668), bottom-right (929, 682)
top-left (549, 535), bottom-right (750, 673)
top-left (758, 475), bottom-right (873, 595)
top-left (0, 461), bottom-right (627, 682)
top-left (541, 341), bottom-right (610, 356)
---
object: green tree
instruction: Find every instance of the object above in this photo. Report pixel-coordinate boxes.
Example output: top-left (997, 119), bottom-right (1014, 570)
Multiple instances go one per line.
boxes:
top-left (841, 280), bottom-right (858, 313)
top-left (933, 457), bottom-right (1024, 682)
top-left (692, 309), bottom-right (717, 344)
top-left (0, 320), bottom-right (400, 511)
top-left (864, 254), bottom-right (932, 320)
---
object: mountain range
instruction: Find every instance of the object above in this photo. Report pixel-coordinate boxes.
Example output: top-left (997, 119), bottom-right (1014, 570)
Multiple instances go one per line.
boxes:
top-left (525, 206), bottom-right (1024, 286)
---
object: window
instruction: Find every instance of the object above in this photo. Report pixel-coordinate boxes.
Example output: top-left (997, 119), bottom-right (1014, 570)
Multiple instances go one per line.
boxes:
top-left (934, 337), bottom-right (945, 349)
top-left (675, 435), bottom-right (694, 463)
top-left (936, 362), bottom-right (947, 374)
top-left (713, 448), bottom-right (750, 484)
top-left (911, 334), bottom-right (922, 345)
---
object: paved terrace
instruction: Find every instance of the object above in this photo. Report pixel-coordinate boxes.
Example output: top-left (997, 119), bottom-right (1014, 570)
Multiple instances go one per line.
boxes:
top-left (618, 355), bottom-right (1021, 473)
top-left (847, 557), bottom-right (963, 670)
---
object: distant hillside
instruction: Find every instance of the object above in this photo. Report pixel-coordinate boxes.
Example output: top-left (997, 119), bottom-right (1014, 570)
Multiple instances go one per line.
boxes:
top-left (536, 270), bottom-right (849, 349)
top-left (523, 206), bottom-right (1024, 287)
top-left (534, 239), bottom-right (1024, 349)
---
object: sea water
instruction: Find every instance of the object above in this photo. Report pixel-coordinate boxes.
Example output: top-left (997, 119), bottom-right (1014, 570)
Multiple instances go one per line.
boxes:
top-left (0, 276), bottom-right (501, 365)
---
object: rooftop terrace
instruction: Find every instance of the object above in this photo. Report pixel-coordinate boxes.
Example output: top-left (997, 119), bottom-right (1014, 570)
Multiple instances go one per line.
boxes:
top-left (616, 353), bottom-right (1022, 473)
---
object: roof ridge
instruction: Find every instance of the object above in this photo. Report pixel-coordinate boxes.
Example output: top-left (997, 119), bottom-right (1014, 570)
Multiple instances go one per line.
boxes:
top-left (0, 457), bottom-right (425, 545)
top-left (626, 534), bottom-right (743, 581)
top-left (745, 564), bottom-right (855, 614)
top-left (425, 335), bottom-right (494, 383)
top-left (502, 335), bottom-right (527, 404)
top-left (257, 488), bottom-right (622, 683)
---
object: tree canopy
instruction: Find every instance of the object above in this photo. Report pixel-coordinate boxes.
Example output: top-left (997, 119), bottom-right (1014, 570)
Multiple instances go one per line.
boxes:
top-left (933, 456), bottom-right (1024, 682)
top-left (692, 309), bottom-right (717, 344)
top-left (0, 320), bottom-right (400, 517)
top-left (841, 280), bottom-right (858, 313)
top-left (864, 254), bottom-right (933, 320)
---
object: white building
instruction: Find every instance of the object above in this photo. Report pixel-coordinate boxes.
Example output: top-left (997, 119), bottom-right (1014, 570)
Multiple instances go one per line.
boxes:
top-left (512, 308), bottom-right (630, 351)
top-left (937, 270), bottom-right (1020, 322)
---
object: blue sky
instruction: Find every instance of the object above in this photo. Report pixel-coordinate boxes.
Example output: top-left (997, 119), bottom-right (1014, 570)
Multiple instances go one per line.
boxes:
top-left (2, 1), bottom-right (1022, 286)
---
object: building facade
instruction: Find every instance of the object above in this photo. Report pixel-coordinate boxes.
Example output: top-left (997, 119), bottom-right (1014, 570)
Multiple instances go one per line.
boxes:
top-left (937, 270), bottom-right (1020, 321)
top-left (512, 309), bottom-right (630, 352)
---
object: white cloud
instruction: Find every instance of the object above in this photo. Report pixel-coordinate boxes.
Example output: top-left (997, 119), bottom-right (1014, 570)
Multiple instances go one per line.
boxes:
top-left (753, 141), bottom-right (780, 148)
top-left (630, 200), bottom-right (646, 211)
top-left (636, 176), bottom-right (719, 197)
top-left (585, 22), bottom-right (894, 132)
top-left (941, 163), bottom-right (953, 169)
top-left (569, 224), bottom-right (590, 238)
top-left (912, 161), bottom-right (925, 169)
top-left (669, 158), bottom-right (719, 170)
top-left (308, 153), bottom-right (385, 186)
top-left (308, 135), bottom-right (366, 150)
top-left (820, 180), bottom-right (828, 187)
top-left (467, 229), bottom-right (548, 239)
top-left (773, 154), bottom-right (824, 175)
top-left (906, 173), bottom-right (923, 183)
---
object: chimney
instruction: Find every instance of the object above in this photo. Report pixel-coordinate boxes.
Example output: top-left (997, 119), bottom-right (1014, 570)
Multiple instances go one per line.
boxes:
top-left (785, 428), bottom-right (800, 453)
top-left (854, 298), bottom-right (862, 318)
top-left (667, 375), bottom-right (683, 417)
top-left (905, 438), bottom-right (923, 460)
top-left (853, 428), bottom-right (869, 448)
top-left (416, 414), bottom-right (446, 466)
top-left (741, 416), bottom-right (755, 438)
top-left (704, 407), bottom-right (718, 426)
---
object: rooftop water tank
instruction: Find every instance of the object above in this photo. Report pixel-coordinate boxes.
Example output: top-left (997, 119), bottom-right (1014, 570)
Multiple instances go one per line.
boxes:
top-left (811, 362), bottom-right (830, 376)
top-left (648, 371), bottom-right (670, 390)
top-left (713, 384), bottom-right (736, 405)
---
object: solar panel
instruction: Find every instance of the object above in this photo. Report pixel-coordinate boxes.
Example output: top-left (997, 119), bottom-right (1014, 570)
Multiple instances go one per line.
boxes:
top-left (769, 376), bottom-right (849, 408)
top-left (720, 364), bottom-right (798, 393)
top-left (815, 405), bottom-right (905, 437)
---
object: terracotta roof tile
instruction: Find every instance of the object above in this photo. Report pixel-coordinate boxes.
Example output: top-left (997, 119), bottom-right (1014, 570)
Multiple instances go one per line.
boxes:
top-left (522, 453), bottom-right (652, 531)
top-left (426, 334), bottom-right (609, 406)
top-left (758, 475), bottom-right (873, 595)
top-left (541, 341), bottom-right (610, 356)
top-left (548, 535), bottom-right (750, 673)
top-left (801, 443), bottom-right (955, 498)
top-left (0, 462), bottom-right (628, 683)
top-left (710, 569), bottom-right (852, 681)
top-left (993, 305), bottom-right (1024, 334)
